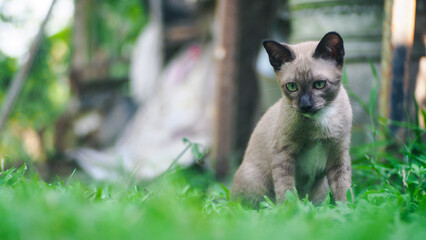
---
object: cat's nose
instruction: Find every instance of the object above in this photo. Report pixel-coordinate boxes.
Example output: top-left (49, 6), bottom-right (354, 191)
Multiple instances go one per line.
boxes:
top-left (299, 94), bottom-right (313, 112)
top-left (300, 104), bottom-right (313, 112)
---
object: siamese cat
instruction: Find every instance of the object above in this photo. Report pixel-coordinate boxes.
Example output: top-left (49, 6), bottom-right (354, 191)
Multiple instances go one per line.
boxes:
top-left (232, 32), bottom-right (352, 207)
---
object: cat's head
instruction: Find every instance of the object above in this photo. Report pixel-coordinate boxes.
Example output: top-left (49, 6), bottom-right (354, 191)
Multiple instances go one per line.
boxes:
top-left (263, 32), bottom-right (345, 116)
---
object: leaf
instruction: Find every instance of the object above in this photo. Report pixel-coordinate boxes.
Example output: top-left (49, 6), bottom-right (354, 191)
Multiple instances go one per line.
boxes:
top-left (262, 195), bottom-right (275, 209)
top-left (94, 186), bottom-right (103, 201)
top-left (190, 143), bottom-right (204, 162)
top-left (259, 201), bottom-right (271, 209)
top-left (218, 183), bottom-right (231, 201)
top-left (66, 168), bottom-right (77, 185)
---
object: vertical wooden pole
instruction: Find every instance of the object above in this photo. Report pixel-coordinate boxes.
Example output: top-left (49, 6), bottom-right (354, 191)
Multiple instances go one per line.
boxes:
top-left (415, 57), bottom-right (426, 129)
top-left (214, 0), bottom-right (239, 179)
top-left (213, 0), bottom-right (277, 179)
top-left (379, 0), bottom-right (393, 119)
top-left (379, 0), bottom-right (417, 133)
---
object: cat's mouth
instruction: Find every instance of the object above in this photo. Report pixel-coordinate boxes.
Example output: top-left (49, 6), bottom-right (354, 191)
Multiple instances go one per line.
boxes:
top-left (299, 108), bottom-right (321, 118)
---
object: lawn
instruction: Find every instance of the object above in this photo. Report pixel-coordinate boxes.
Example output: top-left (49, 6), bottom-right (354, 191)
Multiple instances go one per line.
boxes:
top-left (0, 141), bottom-right (425, 240)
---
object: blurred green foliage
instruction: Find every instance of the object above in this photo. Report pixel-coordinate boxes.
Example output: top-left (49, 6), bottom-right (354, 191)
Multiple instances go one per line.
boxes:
top-left (0, 27), bottom-right (71, 163)
top-left (343, 64), bottom-right (425, 204)
top-left (13, 28), bottom-right (71, 130)
top-left (0, 53), bottom-right (17, 93)
top-left (83, 0), bottom-right (148, 78)
top-left (0, 0), bottom-right (147, 163)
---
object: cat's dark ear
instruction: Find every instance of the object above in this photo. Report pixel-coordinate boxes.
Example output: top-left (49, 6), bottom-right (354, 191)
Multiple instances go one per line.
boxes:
top-left (313, 32), bottom-right (344, 66)
top-left (263, 40), bottom-right (295, 71)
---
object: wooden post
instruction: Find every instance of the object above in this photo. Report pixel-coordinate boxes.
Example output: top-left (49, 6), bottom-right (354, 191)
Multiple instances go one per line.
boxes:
top-left (379, 0), bottom-right (417, 134)
top-left (379, 0), bottom-right (393, 119)
top-left (214, 0), bottom-right (239, 179)
top-left (213, 0), bottom-right (277, 179)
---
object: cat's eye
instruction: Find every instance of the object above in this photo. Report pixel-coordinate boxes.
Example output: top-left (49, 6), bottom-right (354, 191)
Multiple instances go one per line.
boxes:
top-left (286, 82), bottom-right (298, 92)
top-left (313, 80), bottom-right (326, 89)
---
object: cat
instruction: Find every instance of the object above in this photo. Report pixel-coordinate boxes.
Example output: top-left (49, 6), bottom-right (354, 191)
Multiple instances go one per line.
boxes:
top-left (232, 32), bottom-right (353, 207)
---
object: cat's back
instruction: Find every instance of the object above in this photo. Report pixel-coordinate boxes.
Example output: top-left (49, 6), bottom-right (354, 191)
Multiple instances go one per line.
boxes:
top-left (232, 100), bottom-right (282, 205)
top-left (234, 99), bottom-right (282, 180)
top-left (244, 99), bottom-right (283, 161)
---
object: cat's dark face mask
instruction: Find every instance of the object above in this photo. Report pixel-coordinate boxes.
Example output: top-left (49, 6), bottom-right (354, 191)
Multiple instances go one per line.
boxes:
top-left (283, 76), bottom-right (341, 116)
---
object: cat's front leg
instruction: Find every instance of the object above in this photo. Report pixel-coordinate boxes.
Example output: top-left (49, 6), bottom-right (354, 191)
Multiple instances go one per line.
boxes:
top-left (326, 148), bottom-right (352, 203)
top-left (271, 149), bottom-right (296, 203)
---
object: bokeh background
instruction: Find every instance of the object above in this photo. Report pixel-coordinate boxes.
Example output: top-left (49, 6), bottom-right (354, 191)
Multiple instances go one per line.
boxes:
top-left (0, 0), bottom-right (424, 181)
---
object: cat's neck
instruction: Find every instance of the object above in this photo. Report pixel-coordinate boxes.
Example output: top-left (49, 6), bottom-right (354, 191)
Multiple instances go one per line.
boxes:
top-left (278, 86), bottom-right (349, 142)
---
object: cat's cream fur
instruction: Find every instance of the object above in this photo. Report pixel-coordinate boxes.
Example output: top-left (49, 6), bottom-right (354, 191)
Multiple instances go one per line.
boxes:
top-left (232, 32), bottom-right (352, 207)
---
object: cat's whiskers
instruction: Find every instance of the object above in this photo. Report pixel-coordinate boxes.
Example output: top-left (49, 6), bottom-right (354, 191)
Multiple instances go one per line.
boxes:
top-left (286, 106), bottom-right (299, 122)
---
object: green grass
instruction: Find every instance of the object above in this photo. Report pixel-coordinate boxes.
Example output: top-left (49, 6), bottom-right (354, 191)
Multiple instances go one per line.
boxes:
top-left (0, 147), bottom-right (425, 240)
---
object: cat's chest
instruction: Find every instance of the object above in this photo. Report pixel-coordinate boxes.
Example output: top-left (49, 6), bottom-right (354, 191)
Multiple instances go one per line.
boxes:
top-left (296, 142), bottom-right (329, 177)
